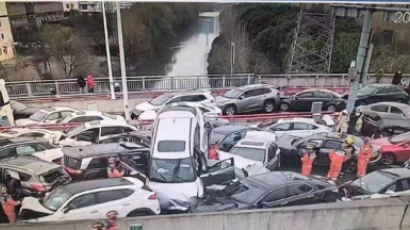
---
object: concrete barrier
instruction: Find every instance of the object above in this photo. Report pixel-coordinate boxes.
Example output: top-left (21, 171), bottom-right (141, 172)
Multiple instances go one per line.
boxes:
top-left (3, 197), bottom-right (410, 230)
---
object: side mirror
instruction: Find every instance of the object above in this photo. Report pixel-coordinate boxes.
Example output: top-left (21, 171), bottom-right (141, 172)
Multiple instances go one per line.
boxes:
top-left (62, 207), bottom-right (70, 214)
top-left (239, 95), bottom-right (245, 100)
top-left (385, 190), bottom-right (395, 195)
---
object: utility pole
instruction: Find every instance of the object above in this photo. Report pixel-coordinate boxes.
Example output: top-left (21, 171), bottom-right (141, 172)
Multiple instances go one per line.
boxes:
top-left (230, 42), bottom-right (235, 77)
top-left (355, 9), bottom-right (374, 84)
top-left (346, 61), bottom-right (359, 117)
top-left (102, 2), bottom-right (115, 100)
top-left (116, 2), bottom-right (130, 121)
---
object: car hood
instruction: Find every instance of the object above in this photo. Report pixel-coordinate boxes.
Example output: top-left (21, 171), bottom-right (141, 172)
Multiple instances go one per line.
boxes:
top-left (149, 180), bottom-right (202, 211)
top-left (138, 110), bottom-right (158, 121)
top-left (193, 195), bottom-right (242, 213)
top-left (15, 119), bottom-right (37, 126)
top-left (33, 148), bottom-right (63, 162)
top-left (21, 197), bottom-right (54, 215)
top-left (135, 102), bottom-right (158, 112)
top-left (219, 151), bottom-right (263, 171)
top-left (215, 96), bottom-right (234, 104)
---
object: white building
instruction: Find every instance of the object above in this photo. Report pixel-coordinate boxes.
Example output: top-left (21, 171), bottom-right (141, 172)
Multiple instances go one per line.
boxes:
top-left (0, 2), bottom-right (15, 61)
top-left (62, 1), bottom-right (79, 12)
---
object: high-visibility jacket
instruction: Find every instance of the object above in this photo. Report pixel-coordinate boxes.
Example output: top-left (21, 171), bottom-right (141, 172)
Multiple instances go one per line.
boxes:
top-left (208, 147), bottom-right (220, 160)
top-left (301, 153), bottom-right (316, 176)
top-left (327, 150), bottom-right (347, 180)
top-left (357, 143), bottom-right (373, 176)
top-left (1, 197), bottom-right (19, 223)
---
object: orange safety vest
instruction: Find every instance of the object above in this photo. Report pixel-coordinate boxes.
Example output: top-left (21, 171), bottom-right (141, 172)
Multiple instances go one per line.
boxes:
top-left (301, 153), bottom-right (315, 176)
top-left (327, 150), bottom-right (347, 180)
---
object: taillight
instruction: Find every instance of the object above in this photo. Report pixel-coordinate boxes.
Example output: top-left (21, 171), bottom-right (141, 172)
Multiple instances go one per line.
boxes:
top-left (148, 193), bottom-right (157, 200)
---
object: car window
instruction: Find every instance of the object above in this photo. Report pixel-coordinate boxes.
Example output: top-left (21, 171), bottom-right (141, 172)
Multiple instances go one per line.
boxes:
top-left (220, 131), bottom-right (246, 151)
top-left (19, 132), bottom-right (44, 138)
top-left (68, 193), bottom-right (97, 210)
top-left (314, 91), bottom-right (331, 98)
top-left (70, 116), bottom-right (103, 123)
top-left (391, 106), bottom-right (404, 115)
top-left (123, 127), bottom-right (134, 133)
top-left (182, 95), bottom-right (207, 102)
top-left (259, 88), bottom-right (271, 95)
top-left (371, 105), bottom-right (389, 113)
top-left (18, 171), bottom-right (32, 182)
top-left (377, 86), bottom-right (399, 95)
top-left (0, 147), bottom-right (16, 158)
top-left (271, 123), bottom-right (291, 131)
top-left (288, 183), bottom-right (314, 196)
top-left (87, 158), bottom-right (107, 169)
top-left (16, 146), bottom-right (36, 156)
top-left (262, 186), bottom-right (287, 202)
top-left (268, 143), bottom-right (278, 161)
top-left (45, 112), bottom-right (60, 121)
top-left (101, 126), bottom-right (123, 136)
top-left (96, 189), bottom-right (133, 203)
top-left (388, 179), bottom-right (410, 193)
top-left (74, 128), bottom-right (99, 142)
top-left (244, 89), bottom-right (257, 98)
top-left (303, 139), bottom-right (323, 148)
top-left (157, 140), bottom-right (185, 152)
top-left (31, 144), bottom-right (48, 151)
top-left (293, 123), bottom-right (310, 130)
top-left (323, 140), bottom-right (341, 149)
top-left (296, 92), bottom-right (313, 98)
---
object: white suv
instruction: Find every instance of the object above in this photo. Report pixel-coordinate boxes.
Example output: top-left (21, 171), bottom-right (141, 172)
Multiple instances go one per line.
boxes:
top-left (148, 105), bottom-right (233, 212)
top-left (20, 177), bottom-right (160, 222)
top-left (58, 120), bottom-right (138, 147)
top-left (132, 90), bottom-right (215, 119)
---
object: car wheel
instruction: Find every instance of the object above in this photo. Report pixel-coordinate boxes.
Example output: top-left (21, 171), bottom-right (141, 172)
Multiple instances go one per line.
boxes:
top-left (343, 161), bottom-right (356, 173)
top-left (126, 209), bottom-right (153, 217)
top-left (326, 105), bottom-right (337, 112)
top-left (380, 153), bottom-right (396, 165)
top-left (263, 100), bottom-right (276, 113)
top-left (280, 103), bottom-right (290, 111)
top-left (224, 105), bottom-right (237, 115)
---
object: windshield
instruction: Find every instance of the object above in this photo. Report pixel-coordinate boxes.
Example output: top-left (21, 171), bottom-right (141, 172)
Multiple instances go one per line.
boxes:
top-left (149, 157), bottom-right (196, 183)
top-left (41, 188), bottom-right (72, 211)
top-left (150, 93), bottom-right (174, 106)
top-left (224, 181), bottom-right (265, 204)
top-left (230, 147), bottom-right (265, 162)
top-left (224, 89), bottom-right (243, 99)
top-left (67, 124), bottom-right (86, 136)
top-left (29, 111), bottom-right (47, 122)
top-left (351, 170), bottom-right (396, 194)
top-left (358, 85), bottom-right (378, 96)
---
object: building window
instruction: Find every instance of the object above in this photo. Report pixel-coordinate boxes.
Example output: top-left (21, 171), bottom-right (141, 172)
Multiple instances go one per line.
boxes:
top-left (1, 34), bottom-right (4, 40)
top-left (81, 4), bottom-right (87, 10)
top-left (66, 4), bottom-right (69, 9)
top-left (0, 21), bottom-right (2, 27)
top-left (3, 47), bottom-right (7, 55)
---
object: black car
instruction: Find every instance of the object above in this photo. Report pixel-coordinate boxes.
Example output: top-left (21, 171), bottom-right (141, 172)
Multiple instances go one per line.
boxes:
top-left (0, 137), bottom-right (58, 160)
top-left (355, 83), bottom-right (409, 106)
top-left (280, 89), bottom-right (346, 112)
top-left (189, 171), bottom-right (337, 213)
top-left (339, 168), bottom-right (410, 199)
top-left (62, 142), bottom-right (149, 180)
top-left (277, 133), bottom-right (364, 173)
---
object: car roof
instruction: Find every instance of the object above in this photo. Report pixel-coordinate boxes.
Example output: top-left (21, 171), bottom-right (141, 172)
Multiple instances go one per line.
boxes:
top-left (0, 137), bottom-right (50, 146)
top-left (40, 107), bottom-right (75, 113)
top-left (238, 84), bottom-right (276, 91)
top-left (248, 171), bottom-right (310, 188)
top-left (234, 138), bottom-right (270, 149)
top-left (380, 168), bottom-right (410, 179)
top-left (63, 143), bottom-right (148, 158)
top-left (366, 101), bottom-right (410, 109)
top-left (63, 178), bottom-right (133, 194)
top-left (0, 157), bottom-right (60, 175)
top-left (158, 105), bottom-right (197, 117)
top-left (83, 120), bottom-right (128, 128)
top-left (71, 110), bottom-right (104, 116)
top-left (277, 118), bottom-right (316, 124)
top-left (212, 125), bottom-right (252, 135)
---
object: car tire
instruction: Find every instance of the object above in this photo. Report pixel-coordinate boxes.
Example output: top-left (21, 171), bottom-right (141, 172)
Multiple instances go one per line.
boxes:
top-left (280, 103), bottom-right (290, 111)
top-left (380, 153), bottom-right (396, 165)
top-left (126, 209), bottom-right (154, 217)
top-left (263, 100), bottom-right (276, 113)
top-left (224, 105), bottom-right (237, 115)
top-left (326, 105), bottom-right (337, 112)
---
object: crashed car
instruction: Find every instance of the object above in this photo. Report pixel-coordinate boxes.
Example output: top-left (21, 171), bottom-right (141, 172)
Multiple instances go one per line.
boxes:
top-left (15, 107), bottom-right (78, 126)
top-left (189, 171), bottom-right (338, 213)
top-left (0, 137), bottom-right (60, 160)
top-left (19, 177), bottom-right (160, 222)
top-left (277, 132), bottom-right (370, 172)
top-left (261, 117), bottom-right (332, 138)
top-left (0, 157), bottom-right (70, 198)
top-left (218, 137), bottom-right (280, 176)
top-left (10, 100), bottom-right (40, 120)
top-left (371, 132), bottom-right (410, 165)
top-left (0, 128), bottom-right (63, 144)
top-left (339, 168), bottom-right (410, 200)
top-left (279, 89), bottom-right (346, 112)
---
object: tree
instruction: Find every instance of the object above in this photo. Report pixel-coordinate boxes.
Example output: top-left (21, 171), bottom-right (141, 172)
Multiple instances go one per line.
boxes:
top-left (40, 24), bottom-right (89, 78)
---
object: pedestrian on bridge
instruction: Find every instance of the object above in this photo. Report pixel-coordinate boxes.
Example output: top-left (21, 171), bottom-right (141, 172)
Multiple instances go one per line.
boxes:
top-left (87, 75), bottom-right (96, 93)
top-left (77, 75), bottom-right (86, 94)
top-left (300, 144), bottom-right (316, 176)
top-left (392, 70), bottom-right (403, 85)
top-left (357, 137), bottom-right (373, 177)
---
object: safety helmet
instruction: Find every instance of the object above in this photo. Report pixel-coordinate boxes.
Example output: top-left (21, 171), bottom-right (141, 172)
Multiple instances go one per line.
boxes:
top-left (345, 137), bottom-right (355, 145)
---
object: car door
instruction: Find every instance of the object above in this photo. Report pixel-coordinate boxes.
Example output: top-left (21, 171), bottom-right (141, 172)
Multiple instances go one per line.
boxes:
top-left (292, 122), bottom-right (314, 137)
top-left (313, 91), bottom-right (332, 108)
top-left (316, 140), bottom-right (342, 164)
top-left (61, 193), bottom-right (99, 220)
top-left (388, 106), bottom-right (409, 128)
top-left (270, 122), bottom-right (292, 138)
top-left (292, 92), bottom-right (315, 111)
top-left (100, 126), bottom-right (124, 140)
top-left (94, 189), bottom-right (135, 218)
top-left (372, 87), bottom-right (393, 103)
top-left (200, 158), bottom-right (236, 187)
top-left (391, 141), bottom-right (410, 162)
top-left (239, 89), bottom-right (263, 112)
top-left (219, 130), bottom-right (247, 152)
top-left (264, 143), bottom-right (279, 171)
top-left (83, 157), bottom-right (109, 179)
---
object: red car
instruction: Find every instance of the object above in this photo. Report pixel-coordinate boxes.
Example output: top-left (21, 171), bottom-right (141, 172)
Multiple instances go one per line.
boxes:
top-left (372, 132), bottom-right (410, 165)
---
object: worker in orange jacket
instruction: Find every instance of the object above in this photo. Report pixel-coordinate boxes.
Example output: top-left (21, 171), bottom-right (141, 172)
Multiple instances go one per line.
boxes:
top-left (208, 143), bottom-right (220, 160)
top-left (327, 149), bottom-right (347, 181)
top-left (300, 144), bottom-right (317, 176)
top-left (0, 186), bottom-right (20, 223)
top-left (357, 137), bottom-right (373, 177)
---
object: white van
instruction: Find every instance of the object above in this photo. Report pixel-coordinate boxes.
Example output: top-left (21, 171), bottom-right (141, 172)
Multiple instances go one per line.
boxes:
top-left (148, 105), bottom-right (235, 212)
top-left (0, 79), bottom-right (14, 126)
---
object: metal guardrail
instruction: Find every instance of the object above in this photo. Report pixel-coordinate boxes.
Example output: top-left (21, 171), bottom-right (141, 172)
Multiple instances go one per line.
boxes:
top-left (5, 72), bottom-right (410, 99)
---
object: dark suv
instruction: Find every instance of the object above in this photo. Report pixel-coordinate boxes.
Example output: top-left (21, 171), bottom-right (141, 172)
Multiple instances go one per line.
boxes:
top-left (62, 142), bottom-right (150, 180)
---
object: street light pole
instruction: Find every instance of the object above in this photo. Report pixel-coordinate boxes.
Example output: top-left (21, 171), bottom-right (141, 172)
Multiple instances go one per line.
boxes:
top-left (116, 2), bottom-right (130, 121)
top-left (230, 42), bottom-right (235, 77)
top-left (102, 1), bottom-right (115, 100)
